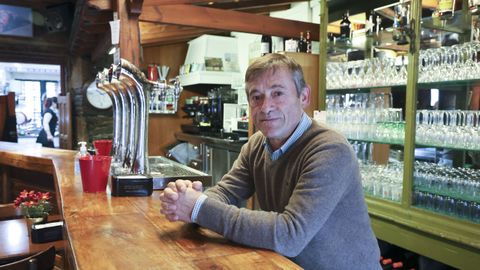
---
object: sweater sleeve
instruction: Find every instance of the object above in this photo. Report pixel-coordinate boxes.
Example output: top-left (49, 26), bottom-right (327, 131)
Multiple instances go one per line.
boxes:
top-left (204, 140), bottom-right (255, 206)
top-left (196, 141), bottom-right (360, 257)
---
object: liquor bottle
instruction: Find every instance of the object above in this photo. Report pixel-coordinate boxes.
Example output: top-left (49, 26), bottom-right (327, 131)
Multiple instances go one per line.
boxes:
top-left (366, 10), bottom-right (375, 35)
top-left (437, 0), bottom-right (455, 20)
top-left (392, 261), bottom-right (404, 269)
top-left (339, 10), bottom-right (351, 40)
top-left (260, 34), bottom-right (272, 56)
top-left (298, 32), bottom-right (306, 52)
top-left (392, 6), bottom-right (401, 42)
top-left (376, 15), bottom-right (382, 35)
top-left (381, 258), bottom-right (393, 269)
top-left (306, 30), bottom-right (312, 53)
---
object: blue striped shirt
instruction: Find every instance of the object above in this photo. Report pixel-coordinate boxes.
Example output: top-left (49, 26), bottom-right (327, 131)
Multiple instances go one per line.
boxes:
top-left (264, 113), bottom-right (312, 161)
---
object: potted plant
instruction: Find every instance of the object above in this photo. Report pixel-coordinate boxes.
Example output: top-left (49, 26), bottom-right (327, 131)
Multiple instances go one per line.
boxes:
top-left (13, 190), bottom-right (52, 231)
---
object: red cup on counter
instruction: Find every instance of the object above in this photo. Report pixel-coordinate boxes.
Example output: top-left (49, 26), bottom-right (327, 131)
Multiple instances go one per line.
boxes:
top-left (93, 139), bottom-right (112, 156)
top-left (79, 155), bottom-right (112, 193)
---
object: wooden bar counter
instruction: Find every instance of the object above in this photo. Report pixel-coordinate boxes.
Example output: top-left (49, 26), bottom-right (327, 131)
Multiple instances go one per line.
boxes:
top-left (0, 142), bottom-right (300, 269)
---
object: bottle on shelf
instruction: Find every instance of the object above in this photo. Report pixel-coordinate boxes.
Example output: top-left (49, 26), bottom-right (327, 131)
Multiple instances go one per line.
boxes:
top-left (339, 10), bottom-right (351, 41)
top-left (260, 34), bottom-right (272, 56)
top-left (437, 0), bottom-right (456, 20)
top-left (381, 258), bottom-right (393, 269)
top-left (298, 31), bottom-right (307, 52)
top-left (393, 1), bottom-right (409, 45)
top-left (366, 10), bottom-right (375, 35)
top-left (306, 30), bottom-right (312, 53)
top-left (472, 15), bottom-right (480, 42)
top-left (392, 6), bottom-right (402, 42)
top-left (392, 261), bottom-right (404, 270)
top-left (376, 15), bottom-right (382, 35)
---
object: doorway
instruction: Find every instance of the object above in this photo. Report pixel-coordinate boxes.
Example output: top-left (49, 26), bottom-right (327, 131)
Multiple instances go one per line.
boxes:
top-left (0, 62), bottom-right (60, 147)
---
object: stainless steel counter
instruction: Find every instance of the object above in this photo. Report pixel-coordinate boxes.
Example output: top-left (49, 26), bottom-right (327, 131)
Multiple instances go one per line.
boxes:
top-left (149, 156), bottom-right (211, 189)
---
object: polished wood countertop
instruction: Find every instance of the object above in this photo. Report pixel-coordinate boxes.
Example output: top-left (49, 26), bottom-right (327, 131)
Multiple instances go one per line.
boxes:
top-left (0, 215), bottom-right (65, 262)
top-left (0, 142), bottom-right (300, 270)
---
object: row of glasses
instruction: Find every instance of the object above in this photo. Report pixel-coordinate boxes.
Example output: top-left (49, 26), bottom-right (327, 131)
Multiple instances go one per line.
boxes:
top-left (326, 93), bottom-right (403, 143)
top-left (327, 105), bottom-right (480, 150)
top-left (419, 42), bottom-right (480, 83)
top-left (416, 110), bottom-right (480, 150)
top-left (413, 161), bottom-right (480, 202)
top-left (360, 162), bottom-right (403, 202)
top-left (327, 56), bottom-right (408, 89)
top-left (413, 191), bottom-right (480, 223)
top-left (327, 41), bottom-right (480, 90)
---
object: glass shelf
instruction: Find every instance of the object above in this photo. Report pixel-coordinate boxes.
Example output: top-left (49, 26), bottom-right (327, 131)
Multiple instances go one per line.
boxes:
top-left (327, 77), bottom-right (480, 91)
top-left (414, 186), bottom-right (480, 204)
top-left (328, 12), bottom-right (470, 59)
top-left (421, 10), bottom-right (471, 34)
top-left (346, 137), bottom-right (480, 152)
top-left (364, 193), bottom-right (402, 203)
top-left (412, 204), bottom-right (480, 224)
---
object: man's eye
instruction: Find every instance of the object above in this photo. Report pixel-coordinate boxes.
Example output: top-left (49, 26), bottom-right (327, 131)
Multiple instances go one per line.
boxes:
top-left (273, 91), bottom-right (283, 97)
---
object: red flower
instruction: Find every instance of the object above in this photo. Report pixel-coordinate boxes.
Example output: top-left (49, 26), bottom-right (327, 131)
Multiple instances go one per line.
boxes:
top-left (13, 189), bottom-right (52, 218)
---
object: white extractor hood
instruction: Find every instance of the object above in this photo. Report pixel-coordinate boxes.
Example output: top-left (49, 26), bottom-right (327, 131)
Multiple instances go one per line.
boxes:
top-left (179, 35), bottom-right (242, 87)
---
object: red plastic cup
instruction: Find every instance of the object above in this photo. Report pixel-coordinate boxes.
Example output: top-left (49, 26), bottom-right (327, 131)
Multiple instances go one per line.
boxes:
top-left (93, 139), bottom-right (112, 156)
top-left (79, 156), bottom-right (112, 193)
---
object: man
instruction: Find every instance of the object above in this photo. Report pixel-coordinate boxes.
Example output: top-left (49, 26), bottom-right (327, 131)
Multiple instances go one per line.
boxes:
top-left (160, 53), bottom-right (381, 269)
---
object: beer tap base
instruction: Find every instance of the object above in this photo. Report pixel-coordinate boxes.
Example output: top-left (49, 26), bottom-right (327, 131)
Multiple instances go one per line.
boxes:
top-left (110, 175), bottom-right (153, 196)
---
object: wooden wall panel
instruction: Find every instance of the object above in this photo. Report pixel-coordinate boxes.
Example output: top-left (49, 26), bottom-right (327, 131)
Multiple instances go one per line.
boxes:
top-left (141, 43), bottom-right (193, 156)
top-left (283, 52), bottom-right (319, 117)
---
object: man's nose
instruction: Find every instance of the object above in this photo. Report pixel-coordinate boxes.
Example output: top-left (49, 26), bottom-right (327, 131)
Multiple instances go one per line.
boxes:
top-left (260, 96), bottom-right (274, 112)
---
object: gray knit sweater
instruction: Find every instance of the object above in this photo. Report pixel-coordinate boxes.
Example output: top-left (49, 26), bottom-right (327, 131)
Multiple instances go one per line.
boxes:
top-left (197, 121), bottom-right (381, 270)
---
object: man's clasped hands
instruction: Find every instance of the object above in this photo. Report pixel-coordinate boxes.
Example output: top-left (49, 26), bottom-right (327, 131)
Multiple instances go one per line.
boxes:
top-left (159, 180), bottom-right (203, 223)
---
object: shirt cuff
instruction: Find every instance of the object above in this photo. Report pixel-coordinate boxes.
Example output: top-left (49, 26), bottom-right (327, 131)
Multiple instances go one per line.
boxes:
top-left (191, 193), bottom-right (208, 223)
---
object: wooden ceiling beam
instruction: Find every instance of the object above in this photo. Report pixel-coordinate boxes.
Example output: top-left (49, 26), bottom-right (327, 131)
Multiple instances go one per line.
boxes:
top-left (239, 4), bottom-right (291, 15)
top-left (80, 24), bottom-right (110, 34)
top-left (69, 0), bottom-right (86, 54)
top-left (143, 0), bottom-right (234, 5)
top-left (140, 4), bottom-right (319, 40)
top-left (82, 11), bottom-right (112, 23)
top-left (142, 31), bottom-right (223, 46)
top-left (0, 52), bottom-right (64, 64)
top-left (140, 23), bottom-right (226, 45)
top-left (195, 0), bottom-right (306, 10)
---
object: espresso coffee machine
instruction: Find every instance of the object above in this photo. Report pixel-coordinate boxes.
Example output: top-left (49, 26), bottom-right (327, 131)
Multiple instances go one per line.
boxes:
top-left (181, 86), bottom-right (239, 137)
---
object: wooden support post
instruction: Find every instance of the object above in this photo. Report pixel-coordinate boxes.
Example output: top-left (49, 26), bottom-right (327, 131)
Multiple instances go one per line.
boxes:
top-left (115, 0), bottom-right (143, 66)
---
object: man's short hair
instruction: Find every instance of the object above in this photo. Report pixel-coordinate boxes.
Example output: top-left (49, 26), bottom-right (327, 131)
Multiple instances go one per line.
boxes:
top-left (245, 53), bottom-right (307, 97)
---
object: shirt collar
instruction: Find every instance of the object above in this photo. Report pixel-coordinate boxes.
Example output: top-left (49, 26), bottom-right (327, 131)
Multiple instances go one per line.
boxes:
top-left (264, 113), bottom-right (312, 161)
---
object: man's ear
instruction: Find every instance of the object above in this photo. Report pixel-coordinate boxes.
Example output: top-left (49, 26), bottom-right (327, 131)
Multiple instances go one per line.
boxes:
top-left (300, 85), bottom-right (311, 108)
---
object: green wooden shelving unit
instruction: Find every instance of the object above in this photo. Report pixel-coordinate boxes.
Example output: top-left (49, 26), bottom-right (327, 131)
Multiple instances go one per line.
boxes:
top-left (318, 0), bottom-right (480, 269)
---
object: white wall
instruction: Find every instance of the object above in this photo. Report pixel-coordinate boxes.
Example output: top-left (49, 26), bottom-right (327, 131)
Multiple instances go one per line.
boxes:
top-left (230, 32), bottom-right (260, 76)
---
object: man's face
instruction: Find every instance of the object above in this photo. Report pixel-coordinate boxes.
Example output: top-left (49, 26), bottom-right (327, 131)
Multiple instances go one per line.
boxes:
top-left (247, 68), bottom-right (310, 150)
